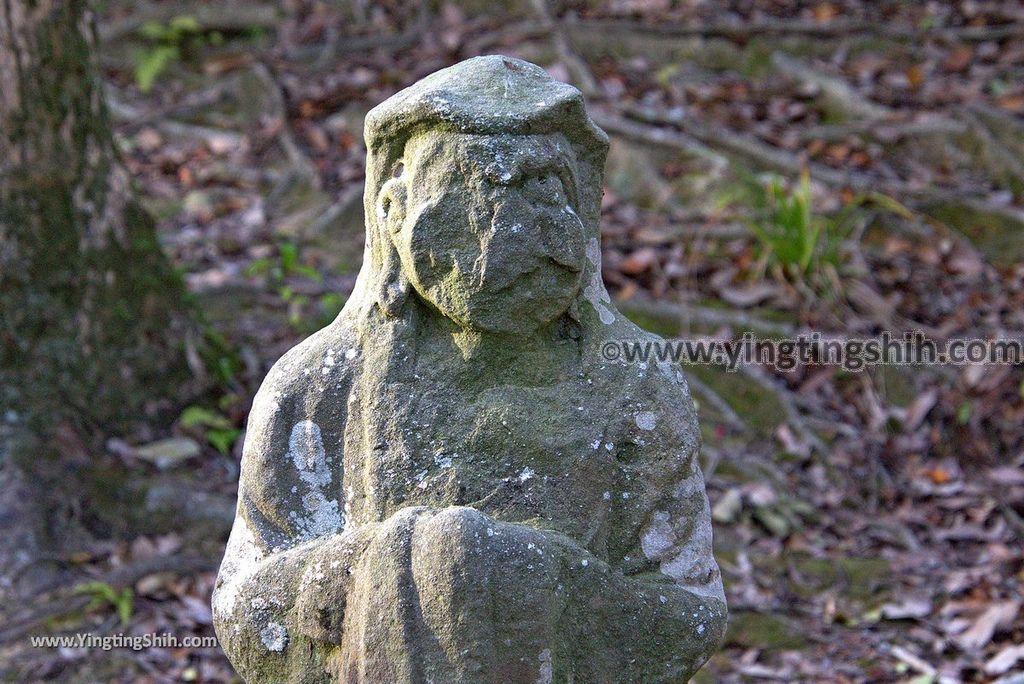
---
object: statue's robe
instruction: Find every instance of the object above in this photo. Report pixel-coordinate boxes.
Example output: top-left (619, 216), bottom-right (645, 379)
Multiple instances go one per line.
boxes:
top-left (213, 299), bottom-right (726, 683)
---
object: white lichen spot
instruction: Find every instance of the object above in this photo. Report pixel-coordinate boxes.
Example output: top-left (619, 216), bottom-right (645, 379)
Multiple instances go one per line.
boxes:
top-left (591, 439), bottom-right (601, 450)
top-left (518, 467), bottom-right (535, 482)
top-left (287, 421), bottom-right (343, 542)
top-left (260, 622), bottom-right (288, 652)
top-left (345, 348), bottom-right (357, 360)
top-left (602, 491), bottom-right (611, 500)
top-left (672, 465), bottom-right (703, 501)
top-left (581, 559), bottom-right (588, 567)
top-left (656, 360), bottom-right (677, 382)
top-left (582, 239), bottom-right (615, 324)
top-left (536, 648), bottom-right (553, 684)
top-left (635, 411), bottom-right (658, 431)
top-left (641, 511), bottom-right (676, 561)
top-left (212, 517), bottom-right (264, 617)
top-left (658, 480), bottom-right (726, 602)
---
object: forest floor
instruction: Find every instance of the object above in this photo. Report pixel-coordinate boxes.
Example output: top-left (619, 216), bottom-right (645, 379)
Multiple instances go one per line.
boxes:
top-left (4, 1), bottom-right (1024, 682)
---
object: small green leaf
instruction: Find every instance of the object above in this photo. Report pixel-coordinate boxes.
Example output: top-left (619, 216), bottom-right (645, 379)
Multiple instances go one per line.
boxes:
top-left (73, 582), bottom-right (133, 624)
top-left (990, 78), bottom-right (1009, 98)
top-left (861, 607), bottom-right (883, 623)
top-left (279, 242), bottom-right (299, 272)
top-left (137, 20), bottom-right (167, 41)
top-left (168, 15), bottom-right (201, 35)
top-left (207, 427), bottom-right (241, 455)
top-left (180, 405), bottom-right (232, 430)
top-left (134, 45), bottom-right (179, 94)
top-left (294, 264), bottom-right (323, 282)
top-left (246, 257), bottom-right (272, 277)
top-left (116, 589), bottom-right (134, 625)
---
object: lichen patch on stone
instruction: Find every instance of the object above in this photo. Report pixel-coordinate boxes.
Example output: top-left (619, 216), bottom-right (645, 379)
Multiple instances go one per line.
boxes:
top-left (641, 510), bottom-right (675, 560)
top-left (259, 622), bottom-right (288, 652)
top-left (635, 410), bottom-right (658, 431)
top-left (211, 516), bottom-right (264, 618)
top-left (536, 648), bottom-right (553, 684)
top-left (286, 421), bottom-right (343, 541)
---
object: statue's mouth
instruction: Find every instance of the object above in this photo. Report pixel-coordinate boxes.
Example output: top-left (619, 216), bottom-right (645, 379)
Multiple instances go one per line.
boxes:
top-left (474, 253), bottom-right (582, 303)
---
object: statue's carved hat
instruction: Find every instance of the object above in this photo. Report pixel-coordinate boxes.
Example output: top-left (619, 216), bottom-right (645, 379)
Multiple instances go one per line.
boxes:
top-left (364, 55), bottom-right (608, 157)
top-left (363, 56), bottom-right (608, 221)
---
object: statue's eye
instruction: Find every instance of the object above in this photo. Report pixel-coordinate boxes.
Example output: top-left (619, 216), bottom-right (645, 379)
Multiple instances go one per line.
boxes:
top-left (484, 162), bottom-right (515, 186)
top-left (523, 171), bottom-right (564, 204)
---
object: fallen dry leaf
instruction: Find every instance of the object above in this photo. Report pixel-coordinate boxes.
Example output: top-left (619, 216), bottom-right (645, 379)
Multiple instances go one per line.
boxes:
top-left (987, 466), bottom-right (1024, 486)
top-left (903, 389), bottom-right (938, 432)
top-left (996, 93), bottom-right (1024, 113)
top-left (620, 247), bottom-right (659, 275)
top-left (955, 600), bottom-right (1020, 651)
top-left (927, 467), bottom-right (953, 485)
top-left (943, 46), bottom-right (973, 72)
top-left (717, 282), bottom-right (781, 308)
top-left (985, 644), bottom-right (1024, 676)
top-left (881, 597), bottom-right (932, 620)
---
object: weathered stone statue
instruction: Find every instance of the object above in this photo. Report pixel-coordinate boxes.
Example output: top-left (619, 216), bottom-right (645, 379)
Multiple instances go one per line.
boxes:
top-left (213, 55), bottom-right (726, 683)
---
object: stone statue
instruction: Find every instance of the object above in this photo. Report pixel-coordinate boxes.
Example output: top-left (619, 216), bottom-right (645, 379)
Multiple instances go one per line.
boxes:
top-left (213, 55), bottom-right (726, 683)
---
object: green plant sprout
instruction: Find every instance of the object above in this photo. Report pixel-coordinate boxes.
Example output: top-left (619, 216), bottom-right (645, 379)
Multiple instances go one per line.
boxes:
top-left (74, 582), bottom-right (134, 625)
top-left (133, 16), bottom-right (223, 93)
top-left (179, 405), bottom-right (241, 455)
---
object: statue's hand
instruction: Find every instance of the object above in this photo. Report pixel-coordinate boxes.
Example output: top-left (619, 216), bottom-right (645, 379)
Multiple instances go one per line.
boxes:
top-left (293, 528), bottom-right (374, 646)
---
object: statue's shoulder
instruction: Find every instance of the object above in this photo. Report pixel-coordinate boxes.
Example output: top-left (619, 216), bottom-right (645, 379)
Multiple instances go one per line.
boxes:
top-left (243, 320), bottom-right (360, 467)
top-left (585, 311), bottom-right (699, 433)
top-left (585, 311), bottom-right (680, 384)
top-left (236, 319), bottom-right (359, 548)
top-left (257, 321), bottom-right (358, 400)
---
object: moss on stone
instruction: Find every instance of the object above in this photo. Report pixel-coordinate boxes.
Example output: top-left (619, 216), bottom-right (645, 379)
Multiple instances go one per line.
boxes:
top-left (726, 611), bottom-right (806, 650)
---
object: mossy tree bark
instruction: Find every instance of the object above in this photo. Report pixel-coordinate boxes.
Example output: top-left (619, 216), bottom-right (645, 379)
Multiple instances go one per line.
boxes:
top-left (0, 0), bottom-right (203, 593)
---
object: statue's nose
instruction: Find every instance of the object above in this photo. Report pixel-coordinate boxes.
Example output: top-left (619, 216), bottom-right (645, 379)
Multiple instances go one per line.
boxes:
top-left (479, 199), bottom-right (583, 287)
top-left (488, 195), bottom-right (537, 240)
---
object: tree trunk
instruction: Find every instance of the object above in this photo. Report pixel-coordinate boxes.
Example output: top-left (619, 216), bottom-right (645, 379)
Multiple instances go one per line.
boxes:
top-left (0, 0), bottom-right (203, 594)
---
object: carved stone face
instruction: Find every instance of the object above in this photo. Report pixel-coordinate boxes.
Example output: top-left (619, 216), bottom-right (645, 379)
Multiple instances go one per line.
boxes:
top-left (380, 131), bottom-right (587, 333)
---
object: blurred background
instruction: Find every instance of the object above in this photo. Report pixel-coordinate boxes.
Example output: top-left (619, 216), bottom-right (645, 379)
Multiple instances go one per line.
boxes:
top-left (2, 1), bottom-right (1023, 682)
